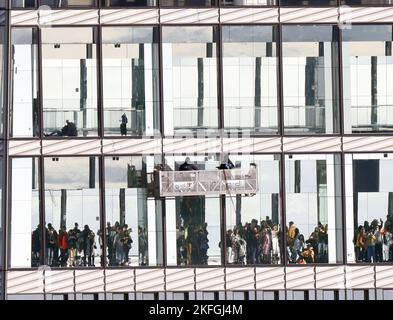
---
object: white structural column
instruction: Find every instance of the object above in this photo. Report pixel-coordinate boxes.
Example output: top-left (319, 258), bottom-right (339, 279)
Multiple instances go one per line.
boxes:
top-left (144, 43), bottom-right (155, 136)
top-left (323, 42), bottom-right (333, 134)
top-left (326, 155), bottom-right (337, 263)
top-left (11, 158), bottom-right (33, 267)
top-left (344, 154), bottom-right (355, 263)
top-left (162, 43), bottom-right (174, 136)
top-left (12, 44), bottom-right (34, 136)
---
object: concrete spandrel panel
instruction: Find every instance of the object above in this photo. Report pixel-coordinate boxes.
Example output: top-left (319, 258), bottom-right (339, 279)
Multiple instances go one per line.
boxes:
top-left (42, 139), bottom-right (101, 155)
top-left (75, 270), bottom-right (104, 293)
top-left (135, 269), bottom-right (165, 292)
top-left (7, 270), bottom-right (44, 294)
top-left (45, 270), bottom-right (74, 293)
top-left (105, 269), bottom-right (134, 293)
top-left (225, 268), bottom-right (255, 291)
top-left (316, 266), bottom-right (345, 289)
top-left (345, 265), bottom-right (375, 289)
top-left (376, 266), bottom-right (393, 289)
top-left (255, 267), bottom-right (285, 290)
top-left (165, 268), bottom-right (195, 292)
top-left (195, 268), bottom-right (225, 291)
top-left (285, 267), bottom-right (315, 290)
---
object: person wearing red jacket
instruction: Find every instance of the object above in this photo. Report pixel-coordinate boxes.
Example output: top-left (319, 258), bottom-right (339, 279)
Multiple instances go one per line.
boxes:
top-left (58, 226), bottom-right (68, 267)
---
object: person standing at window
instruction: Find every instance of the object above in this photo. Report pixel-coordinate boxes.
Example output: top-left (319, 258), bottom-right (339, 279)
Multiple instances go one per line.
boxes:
top-left (120, 113), bottom-right (128, 136)
top-left (58, 226), bottom-right (68, 267)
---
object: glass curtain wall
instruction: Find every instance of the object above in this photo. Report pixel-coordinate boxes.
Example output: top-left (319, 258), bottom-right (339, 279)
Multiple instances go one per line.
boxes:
top-left (44, 157), bottom-right (101, 267)
top-left (345, 153), bottom-right (393, 264)
top-left (10, 28), bottom-right (39, 138)
top-left (102, 27), bottom-right (160, 137)
top-left (165, 155), bottom-right (221, 266)
top-left (104, 156), bottom-right (163, 266)
top-left (41, 27), bottom-right (98, 137)
top-left (343, 25), bottom-right (393, 133)
top-left (285, 154), bottom-right (343, 264)
top-left (282, 25), bottom-right (340, 134)
top-left (222, 25), bottom-right (278, 134)
top-left (162, 26), bottom-right (218, 136)
top-left (225, 155), bottom-right (282, 265)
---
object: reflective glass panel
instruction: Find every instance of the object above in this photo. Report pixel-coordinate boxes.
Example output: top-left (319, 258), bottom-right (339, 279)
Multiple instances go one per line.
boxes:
top-left (162, 26), bottom-right (218, 136)
top-left (101, 0), bottom-right (156, 6)
top-left (41, 28), bottom-right (98, 137)
top-left (104, 156), bottom-right (163, 266)
top-left (285, 154), bottom-right (343, 264)
top-left (165, 155), bottom-right (221, 266)
top-left (343, 25), bottom-right (393, 133)
top-left (102, 27), bottom-right (160, 137)
top-left (280, 0), bottom-right (336, 5)
top-left (12, 0), bottom-right (36, 8)
top-left (282, 25), bottom-right (340, 134)
top-left (222, 26), bottom-right (278, 134)
top-left (44, 157), bottom-right (101, 267)
top-left (342, 0), bottom-right (392, 5)
top-left (221, 0), bottom-right (275, 5)
top-left (40, 0), bottom-right (96, 7)
top-left (160, 0), bottom-right (216, 6)
top-left (345, 153), bottom-right (393, 263)
top-left (225, 155), bottom-right (282, 265)
top-left (10, 28), bottom-right (39, 138)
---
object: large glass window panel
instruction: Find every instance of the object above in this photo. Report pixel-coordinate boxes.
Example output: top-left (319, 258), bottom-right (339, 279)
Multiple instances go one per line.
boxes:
top-left (104, 156), bottom-right (163, 266)
top-left (222, 26), bottom-right (278, 134)
top-left (221, 0), bottom-right (275, 5)
top-left (0, 22), bottom-right (5, 138)
top-left (162, 26), bottom-right (218, 136)
top-left (41, 28), bottom-right (98, 137)
top-left (282, 25), bottom-right (340, 134)
top-left (12, 0), bottom-right (36, 8)
top-left (285, 154), bottom-right (343, 264)
top-left (10, 158), bottom-right (40, 268)
top-left (160, 0), bottom-right (216, 6)
top-left (44, 157), bottom-right (101, 267)
top-left (165, 155), bottom-right (221, 266)
top-left (11, 28), bottom-right (39, 138)
top-left (225, 155), bottom-right (282, 265)
top-left (345, 153), bottom-right (393, 264)
top-left (343, 25), bottom-right (393, 133)
top-left (101, 0), bottom-right (156, 6)
top-left (342, 0), bottom-right (393, 5)
top-left (102, 27), bottom-right (160, 137)
top-left (40, 0), bottom-right (96, 7)
top-left (280, 0), bottom-right (336, 5)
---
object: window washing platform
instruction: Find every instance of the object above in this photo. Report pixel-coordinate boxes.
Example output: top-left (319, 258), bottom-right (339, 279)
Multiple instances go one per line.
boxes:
top-left (159, 167), bottom-right (258, 197)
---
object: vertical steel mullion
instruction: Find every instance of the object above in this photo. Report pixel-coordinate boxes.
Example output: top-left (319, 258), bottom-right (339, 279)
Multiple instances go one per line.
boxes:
top-left (337, 26), bottom-right (347, 266)
top-left (99, 156), bottom-right (106, 269)
top-left (39, 156), bottom-right (46, 267)
top-left (277, 22), bottom-right (289, 299)
top-left (37, 26), bottom-right (43, 140)
top-left (217, 21), bottom-right (226, 269)
top-left (97, 26), bottom-right (104, 138)
top-left (157, 23), bottom-right (167, 268)
top-left (2, 9), bottom-right (11, 299)
top-left (36, 27), bottom-right (47, 267)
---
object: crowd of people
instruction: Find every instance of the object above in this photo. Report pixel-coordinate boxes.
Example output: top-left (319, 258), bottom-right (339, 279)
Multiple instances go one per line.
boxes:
top-left (286, 221), bottom-right (328, 264)
top-left (177, 223), bottom-right (209, 265)
top-left (31, 221), bottom-right (149, 267)
top-left (354, 214), bottom-right (393, 263)
top-left (225, 218), bottom-right (281, 265)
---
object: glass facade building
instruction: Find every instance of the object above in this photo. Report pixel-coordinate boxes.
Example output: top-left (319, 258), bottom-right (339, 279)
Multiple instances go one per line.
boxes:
top-left (2, 1), bottom-right (393, 301)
